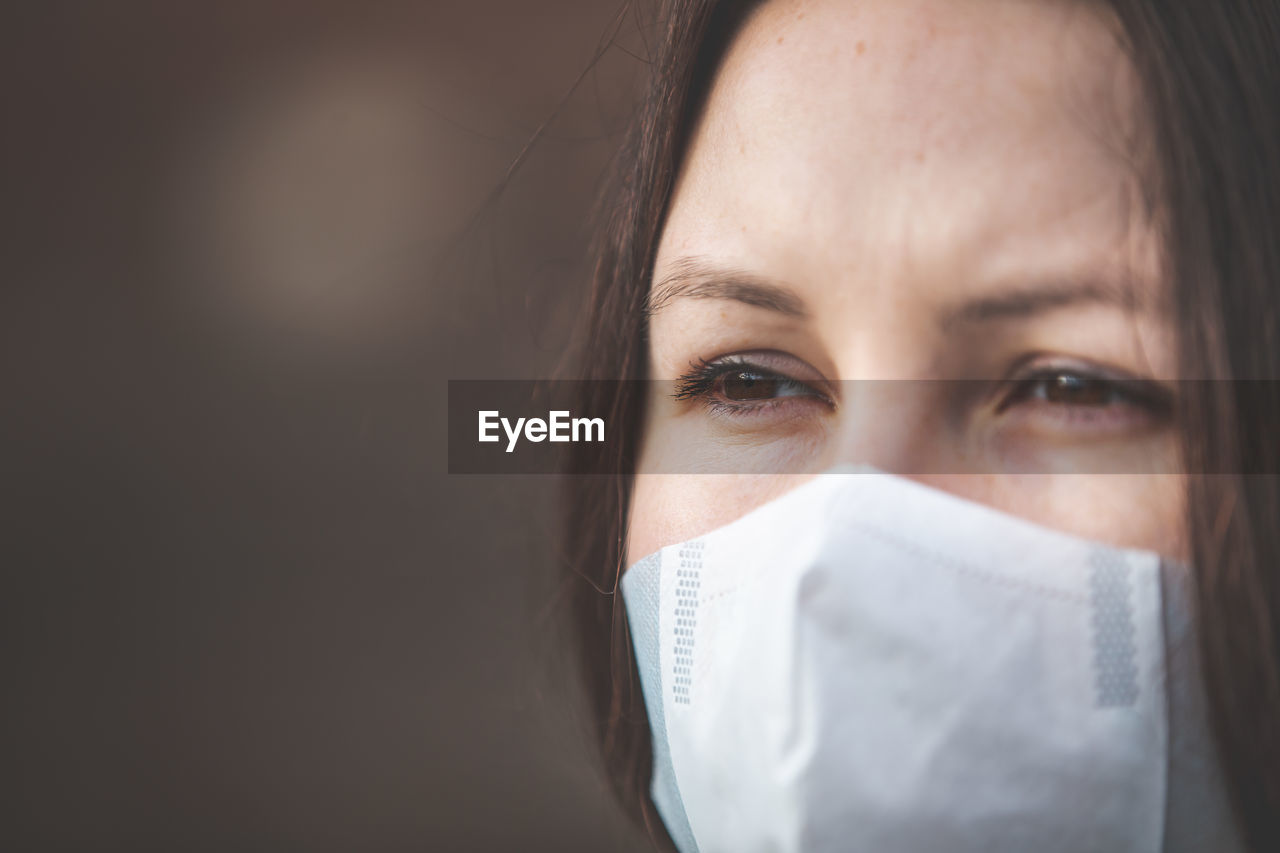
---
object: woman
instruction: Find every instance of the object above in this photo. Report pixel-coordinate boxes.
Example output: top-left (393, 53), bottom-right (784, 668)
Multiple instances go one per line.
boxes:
top-left (563, 1), bottom-right (1280, 850)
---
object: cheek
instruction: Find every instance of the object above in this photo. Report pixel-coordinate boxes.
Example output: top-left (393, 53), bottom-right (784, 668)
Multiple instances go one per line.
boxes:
top-left (626, 473), bottom-right (814, 565)
top-left (627, 472), bottom-right (1189, 568)
top-left (936, 474), bottom-right (1189, 562)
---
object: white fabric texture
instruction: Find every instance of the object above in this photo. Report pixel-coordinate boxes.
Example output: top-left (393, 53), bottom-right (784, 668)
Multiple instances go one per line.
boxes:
top-left (620, 469), bottom-right (1243, 853)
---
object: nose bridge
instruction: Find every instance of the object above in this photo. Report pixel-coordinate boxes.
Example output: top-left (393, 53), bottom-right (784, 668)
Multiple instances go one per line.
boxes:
top-left (831, 379), bottom-right (942, 474)
top-left (817, 257), bottom-right (956, 475)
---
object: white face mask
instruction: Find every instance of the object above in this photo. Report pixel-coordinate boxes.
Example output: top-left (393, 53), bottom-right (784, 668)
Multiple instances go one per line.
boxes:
top-left (621, 469), bottom-right (1243, 853)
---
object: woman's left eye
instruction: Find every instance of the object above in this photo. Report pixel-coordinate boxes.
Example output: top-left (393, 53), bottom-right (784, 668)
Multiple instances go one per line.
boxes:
top-left (996, 368), bottom-right (1173, 428)
top-left (1011, 373), bottom-right (1123, 406)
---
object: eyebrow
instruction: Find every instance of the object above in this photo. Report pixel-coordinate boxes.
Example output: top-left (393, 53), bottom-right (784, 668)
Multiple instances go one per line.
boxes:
top-left (646, 257), bottom-right (1145, 327)
top-left (645, 258), bottom-right (809, 319)
top-left (939, 280), bottom-right (1142, 330)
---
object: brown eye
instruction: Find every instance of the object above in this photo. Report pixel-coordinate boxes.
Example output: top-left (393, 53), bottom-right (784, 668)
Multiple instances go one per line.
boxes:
top-left (673, 356), bottom-right (833, 415)
top-left (719, 370), bottom-right (779, 401)
top-left (1040, 374), bottom-right (1114, 406)
top-left (998, 368), bottom-right (1172, 418)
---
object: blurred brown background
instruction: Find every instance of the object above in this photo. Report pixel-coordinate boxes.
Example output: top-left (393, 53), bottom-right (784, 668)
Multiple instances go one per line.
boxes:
top-left (5, 2), bottom-right (652, 849)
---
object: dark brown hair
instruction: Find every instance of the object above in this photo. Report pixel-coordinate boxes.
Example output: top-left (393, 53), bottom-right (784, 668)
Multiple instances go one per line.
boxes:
top-left (562, 2), bottom-right (1280, 850)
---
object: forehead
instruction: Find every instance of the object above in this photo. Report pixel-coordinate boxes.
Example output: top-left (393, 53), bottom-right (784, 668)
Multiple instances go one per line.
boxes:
top-left (658, 0), bottom-right (1152, 290)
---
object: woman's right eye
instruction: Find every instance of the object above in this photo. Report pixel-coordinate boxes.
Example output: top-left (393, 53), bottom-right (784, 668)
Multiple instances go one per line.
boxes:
top-left (718, 369), bottom-right (780, 401)
top-left (674, 356), bottom-right (834, 418)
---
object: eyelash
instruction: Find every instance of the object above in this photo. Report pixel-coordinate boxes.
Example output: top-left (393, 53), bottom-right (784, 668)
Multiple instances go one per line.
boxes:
top-left (674, 356), bottom-right (832, 417)
top-left (673, 357), bottom-right (1173, 422)
top-left (995, 367), bottom-right (1173, 418)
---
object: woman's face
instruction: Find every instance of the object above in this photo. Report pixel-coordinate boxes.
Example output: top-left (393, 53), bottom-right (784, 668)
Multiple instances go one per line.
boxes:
top-left (628, 0), bottom-right (1185, 564)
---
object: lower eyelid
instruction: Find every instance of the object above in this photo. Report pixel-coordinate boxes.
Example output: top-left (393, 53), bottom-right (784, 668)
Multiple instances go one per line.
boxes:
top-left (1001, 398), bottom-right (1165, 432)
top-left (705, 394), bottom-right (829, 417)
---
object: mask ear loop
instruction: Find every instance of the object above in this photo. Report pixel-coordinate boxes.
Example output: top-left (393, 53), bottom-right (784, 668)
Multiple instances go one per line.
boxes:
top-left (605, 468), bottom-right (637, 752)
top-left (603, 469), bottom-right (666, 845)
top-left (537, 473), bottom-right (617, 627)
